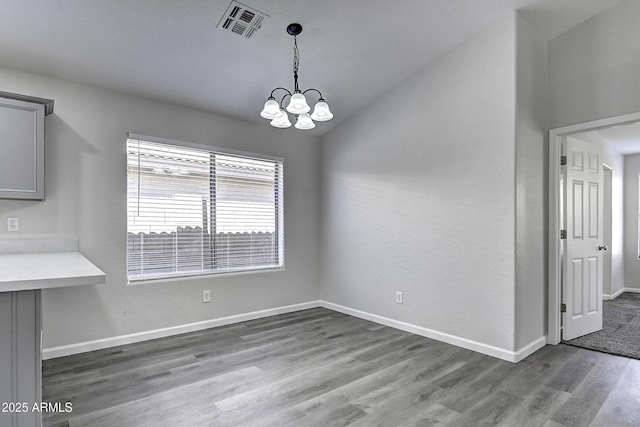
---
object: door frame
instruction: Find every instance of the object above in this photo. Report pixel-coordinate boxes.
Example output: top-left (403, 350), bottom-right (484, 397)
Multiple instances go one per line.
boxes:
top-left (602, 164), bottom-right (613, 298)
top-left (548, 111), bottom-right (640, 345)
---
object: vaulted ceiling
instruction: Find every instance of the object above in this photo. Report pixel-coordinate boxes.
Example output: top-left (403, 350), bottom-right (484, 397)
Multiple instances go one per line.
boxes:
top-left (0, 0), bottom-right (623, 135)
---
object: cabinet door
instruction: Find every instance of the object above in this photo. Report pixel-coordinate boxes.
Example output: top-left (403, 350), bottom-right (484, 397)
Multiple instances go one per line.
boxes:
top-left (0, 98), bottom-right (45, 200)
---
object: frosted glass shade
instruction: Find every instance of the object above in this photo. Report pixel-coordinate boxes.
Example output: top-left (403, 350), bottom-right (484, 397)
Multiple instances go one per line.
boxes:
top-left (260, 99), bottom-right (281, 119)
top-left (270, 110), bottom-right (292, 128)
top-left (310, 101), bottom-right (333, 121)
top-left (286, 92), bottom-right (310, 114)
top-left (294, 113), bottom-right (315, 130)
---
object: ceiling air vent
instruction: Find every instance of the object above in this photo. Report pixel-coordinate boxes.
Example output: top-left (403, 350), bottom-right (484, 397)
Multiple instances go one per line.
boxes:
top-left (217, 1), bottom-right (268, 39)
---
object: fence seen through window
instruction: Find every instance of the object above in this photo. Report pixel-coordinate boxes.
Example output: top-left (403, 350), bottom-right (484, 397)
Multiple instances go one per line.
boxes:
top-left (126, 135), bottom-right (283, 281)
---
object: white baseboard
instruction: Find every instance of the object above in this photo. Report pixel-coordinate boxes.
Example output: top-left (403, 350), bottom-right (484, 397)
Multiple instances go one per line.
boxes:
top-left (623, 287), bottom-right (640, 294)
top-left (319, 301), bottom-right (545, 363)
top-left (514, 336), bottom-right (547, 362)
top-left (603, 287), bottom-right (625, 300)
top-left (43, 301), bottom-right (322, 360)
top-left (44, 299), bottom-right (547, 363)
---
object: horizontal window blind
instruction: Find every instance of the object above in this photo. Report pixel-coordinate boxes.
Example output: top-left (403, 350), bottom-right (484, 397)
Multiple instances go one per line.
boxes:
top-left (127, 135), bottom-right (283, 281)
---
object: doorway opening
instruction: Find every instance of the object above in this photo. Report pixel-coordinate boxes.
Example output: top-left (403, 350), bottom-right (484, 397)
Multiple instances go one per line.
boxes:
top-left (548, 111), bottom-right (640, 345)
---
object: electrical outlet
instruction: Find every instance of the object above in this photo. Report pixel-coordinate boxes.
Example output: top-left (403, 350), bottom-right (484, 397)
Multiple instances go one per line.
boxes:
top-left (202, 290), bottom-right (211, 303)
top-left (7, 217), bottom-right (19, 232)
top-left (395, 291), bottom-right (403, 304)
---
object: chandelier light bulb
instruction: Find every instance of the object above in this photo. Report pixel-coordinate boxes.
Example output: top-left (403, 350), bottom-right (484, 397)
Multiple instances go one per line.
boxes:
top-left (270, 110), bottom-right (292, 128)
top-left (260, 98), bottom-right (281, 119)
top-left (310, 100), bottom-right (333, 121)
top-left (286, 92), bottom-right (311, 114)
top-left (294, 113), bottom-right (316, 130)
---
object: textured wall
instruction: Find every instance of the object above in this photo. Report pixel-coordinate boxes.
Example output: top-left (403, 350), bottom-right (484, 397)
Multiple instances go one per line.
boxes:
top-left (514, 14), bottom-right (548, 350)
top-left (548, 0), bottom-right (640, 129)
top-left (320, 16), bottom-right (518, 351)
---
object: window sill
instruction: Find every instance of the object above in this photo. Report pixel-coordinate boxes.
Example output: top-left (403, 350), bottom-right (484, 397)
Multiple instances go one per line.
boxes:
top-left (127, 266), bottom-right (285, 285)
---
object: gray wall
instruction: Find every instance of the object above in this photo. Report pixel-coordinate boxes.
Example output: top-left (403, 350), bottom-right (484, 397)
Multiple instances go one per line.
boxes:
top-left (514, 14), bottom-right (547, 350)
top-left (624, 154), bottom-right (640, 289)
top-left (320, 15), bottom-right (519, 352)
top-left (0, 67), bottom-right (321, 348)
top-left (548, 0), bottom-right (640, 129)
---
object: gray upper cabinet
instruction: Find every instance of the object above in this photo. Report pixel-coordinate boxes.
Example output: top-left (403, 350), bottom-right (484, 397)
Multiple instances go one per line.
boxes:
top-left (0, 93), bottom-right (54, 201)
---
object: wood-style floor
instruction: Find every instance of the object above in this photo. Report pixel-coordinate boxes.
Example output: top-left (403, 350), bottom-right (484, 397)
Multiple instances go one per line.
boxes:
top-left (42, 307), bottom-right (640, 426)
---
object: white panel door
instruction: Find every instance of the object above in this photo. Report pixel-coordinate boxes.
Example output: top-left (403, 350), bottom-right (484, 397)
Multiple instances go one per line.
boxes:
top-left (563, 136), bottom-right (604, 340)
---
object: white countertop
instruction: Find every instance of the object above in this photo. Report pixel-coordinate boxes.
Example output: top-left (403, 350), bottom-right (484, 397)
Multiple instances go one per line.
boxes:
top-left (0, 239), bottom-right (106, 292)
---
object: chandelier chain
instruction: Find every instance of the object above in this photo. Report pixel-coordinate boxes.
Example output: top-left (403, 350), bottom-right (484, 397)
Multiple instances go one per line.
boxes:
top-left (293, 37), bottom-right (300, 92)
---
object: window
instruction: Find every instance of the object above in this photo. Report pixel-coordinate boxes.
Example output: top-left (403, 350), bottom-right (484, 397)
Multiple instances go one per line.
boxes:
top-left (126, 134), bottom-right (283, 281)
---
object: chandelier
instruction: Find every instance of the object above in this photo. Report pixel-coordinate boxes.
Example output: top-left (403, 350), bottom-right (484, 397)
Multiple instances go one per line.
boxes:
top-left (260, 23), bottom-right (333, 130)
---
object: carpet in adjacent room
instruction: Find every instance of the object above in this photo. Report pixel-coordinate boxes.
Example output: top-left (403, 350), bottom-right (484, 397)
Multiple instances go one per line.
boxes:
top-left (564, 292), bottom-right (640, 360)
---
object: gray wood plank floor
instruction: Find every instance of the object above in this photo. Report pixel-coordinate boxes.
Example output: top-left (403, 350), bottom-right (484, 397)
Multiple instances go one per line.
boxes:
top-left (42, 308), bottom-right (640, 426)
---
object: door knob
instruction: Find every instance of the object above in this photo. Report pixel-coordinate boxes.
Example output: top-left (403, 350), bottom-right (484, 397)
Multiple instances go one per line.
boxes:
top-left (598, 244), bottom-right (608, 251)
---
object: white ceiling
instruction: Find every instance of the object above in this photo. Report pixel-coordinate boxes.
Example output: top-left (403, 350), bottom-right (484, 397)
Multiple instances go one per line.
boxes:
top-left (597, 122), bottom-right (640, 155)
top-left (0, 0), bottom-right (624, 135)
